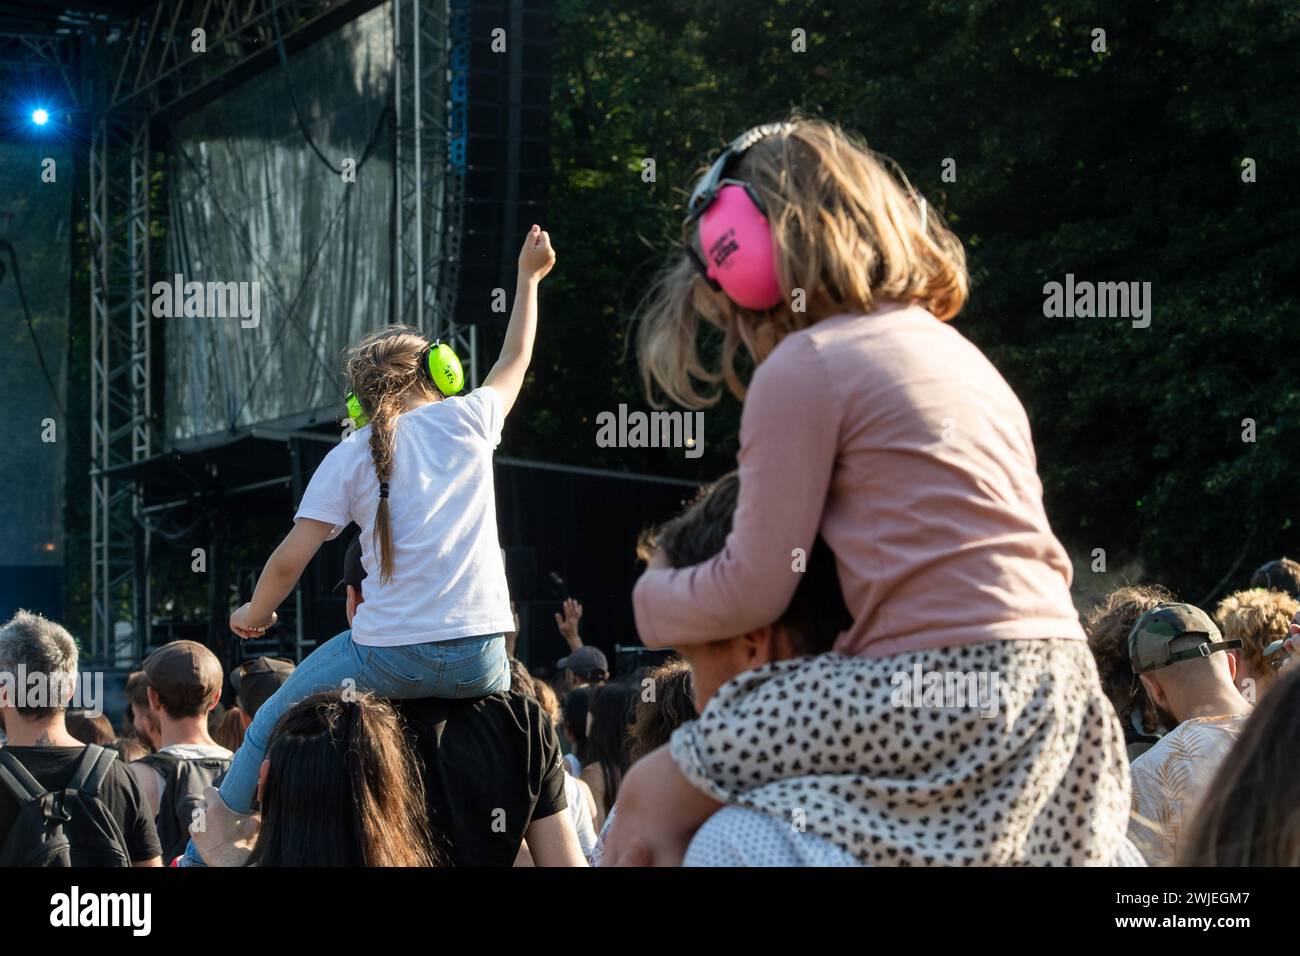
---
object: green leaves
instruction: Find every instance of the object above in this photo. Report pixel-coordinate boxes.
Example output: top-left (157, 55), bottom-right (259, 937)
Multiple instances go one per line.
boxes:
top-left (525, 0), bottom-right (1300, 596)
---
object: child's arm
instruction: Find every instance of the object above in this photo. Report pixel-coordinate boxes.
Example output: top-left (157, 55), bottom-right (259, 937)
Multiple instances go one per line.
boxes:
top-left (483, 225), bottom-right (555, 417)
top-left (632, 334), bottom-right (839, 647)
top-left (597, 746), bottom-right (723, 866)
top-left (230, 518), bottom-right (335, 638)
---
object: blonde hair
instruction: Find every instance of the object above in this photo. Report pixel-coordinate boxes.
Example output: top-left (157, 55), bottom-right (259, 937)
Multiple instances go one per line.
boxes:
top-left (1214, 588), bottom-right (1299, 674)
top-left (343, 326), bottom-right (442, 583)
top-left (638, 116), bottom-right (969, 409)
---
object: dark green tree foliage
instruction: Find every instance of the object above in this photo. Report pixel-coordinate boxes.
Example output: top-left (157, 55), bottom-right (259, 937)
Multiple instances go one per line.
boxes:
top-left (521, 0), bottom-right (1300, 601)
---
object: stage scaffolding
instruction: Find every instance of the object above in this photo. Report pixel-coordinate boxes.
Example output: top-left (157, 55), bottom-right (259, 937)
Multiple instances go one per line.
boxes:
top-left (87, 0), bottom-right (473, 663)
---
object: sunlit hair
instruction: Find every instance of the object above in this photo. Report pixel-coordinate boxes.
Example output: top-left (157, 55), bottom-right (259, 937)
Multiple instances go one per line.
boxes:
top-left (1214, 588), bottom-right (1298, 676)
top-left (212, 705), bottom-right (246, 752)
top-left (1083, 584), bottom-right (1173, 737)
top-left (532, 676), bottom-right (560, 727)
top-left (637, 115), bottom-right (969, 408)
top-left (628, 658), bottom-right (697, 763)
top-left (1179, 666), bottom-right (1300, 865)
top-left (249, 691), bottom-right (437, 867)
top-left (343, 326), bottom-right (442, 583)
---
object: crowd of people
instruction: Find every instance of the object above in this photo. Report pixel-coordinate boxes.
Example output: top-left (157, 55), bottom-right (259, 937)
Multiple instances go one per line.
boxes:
top-left (3, 116), bottom-right (1299, 868)
top-left (4, 543), bottom-right (1298, 868)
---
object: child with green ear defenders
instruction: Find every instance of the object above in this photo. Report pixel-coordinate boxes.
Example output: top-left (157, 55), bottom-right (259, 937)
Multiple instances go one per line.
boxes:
top-left (181, 226), bottom-right (558, 867)
top-left (345, 339), bottom-right (465, 428)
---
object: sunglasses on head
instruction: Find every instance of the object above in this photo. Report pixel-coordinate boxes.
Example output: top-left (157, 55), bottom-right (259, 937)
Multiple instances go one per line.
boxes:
top-left (681, 123), bottom-right (792, 288)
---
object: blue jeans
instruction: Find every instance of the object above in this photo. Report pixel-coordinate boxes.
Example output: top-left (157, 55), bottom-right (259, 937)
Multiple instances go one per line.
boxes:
top-left (180, 629), bottom-right (508, 865)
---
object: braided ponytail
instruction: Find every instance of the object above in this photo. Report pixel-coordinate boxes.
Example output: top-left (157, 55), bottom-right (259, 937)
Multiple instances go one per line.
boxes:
top-left (343, 326), bottom-right (441, 584)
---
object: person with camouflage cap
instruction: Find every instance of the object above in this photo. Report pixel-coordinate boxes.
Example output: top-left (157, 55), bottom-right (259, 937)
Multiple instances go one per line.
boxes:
top-left (1125, 603), bottom-right (1252, 865)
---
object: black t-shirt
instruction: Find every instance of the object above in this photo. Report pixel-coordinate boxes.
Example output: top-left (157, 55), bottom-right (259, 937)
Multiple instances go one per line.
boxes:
top-left (395, 691), bottom-right (567, 867)
top-left (0, 746), bottom-right (163, 863)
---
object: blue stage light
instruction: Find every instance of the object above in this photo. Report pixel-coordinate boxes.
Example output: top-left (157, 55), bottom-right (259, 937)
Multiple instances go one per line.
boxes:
top-left (31, 108), bottom-right (49, 126)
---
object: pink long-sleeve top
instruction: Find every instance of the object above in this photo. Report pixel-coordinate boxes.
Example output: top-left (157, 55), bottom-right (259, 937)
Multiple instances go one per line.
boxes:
top-left (632, 302), bottom-right (1085, 657)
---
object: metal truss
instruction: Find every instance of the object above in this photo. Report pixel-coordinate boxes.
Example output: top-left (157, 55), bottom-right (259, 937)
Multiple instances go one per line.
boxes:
top-left (85, 0), bottom-right (472, 658)
top-left (88, 105), bottom-right (152, 662)
top-left (107, 0), bottom-right (367, 116)
top-left (393, 0), bottom-right (475, 385)
top-left (0, 32), bottom-right (78, 101)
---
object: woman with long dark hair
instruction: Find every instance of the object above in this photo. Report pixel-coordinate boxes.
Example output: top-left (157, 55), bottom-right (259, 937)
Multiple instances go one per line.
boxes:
top-left (579, 681), bottom-right (637, 830)
top-left (248, 691), bottom-right (438, 867)
top-left (561, 686), bottom-right (592, 775)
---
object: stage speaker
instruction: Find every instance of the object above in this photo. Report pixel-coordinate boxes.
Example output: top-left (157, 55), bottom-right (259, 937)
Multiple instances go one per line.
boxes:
top-left (456, 0), bottom-right (552, 323)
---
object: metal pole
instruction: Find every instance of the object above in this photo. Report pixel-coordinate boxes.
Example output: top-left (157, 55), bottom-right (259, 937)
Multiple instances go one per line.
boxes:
top-left (413, 0), bottom-right (423, 330)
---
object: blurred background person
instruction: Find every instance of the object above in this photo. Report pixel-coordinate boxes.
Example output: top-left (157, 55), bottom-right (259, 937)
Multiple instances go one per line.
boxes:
top-left (1214, 587), bottom-right (1298, 701)
top-left (560, 686), bottom-right (591, 777)
top-left (1084, 584), bottom-right (1174, 761)
top-left (628, 659), bottom-right (697, 764)
top-left (64, 709), bottom-right (116, 747)
top-left (1126, 604), bottom-right (1252, 865)
top-left (580, 680), bottom-right (636, 830)
top-left (1248, 557), bottom-right (1300, 600)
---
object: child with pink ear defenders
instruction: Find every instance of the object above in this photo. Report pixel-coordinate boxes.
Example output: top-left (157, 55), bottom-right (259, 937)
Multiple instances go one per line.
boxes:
top-left (602, 118), bottom-right (1135, 866)
top-left (681, 124), bottom-right (787, 311)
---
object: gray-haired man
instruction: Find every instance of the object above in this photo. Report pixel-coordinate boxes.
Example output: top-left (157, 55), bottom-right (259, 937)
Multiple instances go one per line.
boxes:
top-left (0, 610), bottom-right (162, 866)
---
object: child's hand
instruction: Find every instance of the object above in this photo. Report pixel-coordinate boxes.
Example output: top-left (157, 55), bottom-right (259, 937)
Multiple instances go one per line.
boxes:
top-left (598, 746), bottom-right (722, 866)
top-left (518, 224), bottom-right (555, 281)
top-left (230, 603), bottom-right (276, 640)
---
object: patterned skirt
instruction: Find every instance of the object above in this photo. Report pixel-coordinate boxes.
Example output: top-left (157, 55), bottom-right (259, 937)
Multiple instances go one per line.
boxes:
top-left (669, 638), bottom-right (1132, 865)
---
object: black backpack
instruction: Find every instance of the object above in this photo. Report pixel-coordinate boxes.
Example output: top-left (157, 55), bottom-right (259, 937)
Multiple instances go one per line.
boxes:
top-left (0, 744), bottom-right (133, 867)
top-left (138, 749), bottom-right (231, 862)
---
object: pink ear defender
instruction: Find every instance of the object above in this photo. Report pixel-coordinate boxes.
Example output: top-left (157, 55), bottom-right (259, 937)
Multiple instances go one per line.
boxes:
top-left (683, 122), bottom-right (794, 312)
top-left (697, 185), bottom-right (783, 310)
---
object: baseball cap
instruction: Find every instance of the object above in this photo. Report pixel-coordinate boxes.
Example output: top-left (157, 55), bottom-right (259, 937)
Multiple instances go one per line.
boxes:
top-left (231, 657), bottom-right (296, 719)
top-left (1128, 603), bottom-right (1243, 674)
top-left (142, 640), bottom-right (224, 705)
top-left (335, 534), bottom-right (367, 593)
top-left (557, 645), bottom-right (609, 679)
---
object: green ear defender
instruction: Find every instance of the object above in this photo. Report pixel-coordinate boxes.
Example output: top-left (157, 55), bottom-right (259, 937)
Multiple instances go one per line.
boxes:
top-left (422, 340), bottom-right (465, 397)
top-left (345, 392), bottom-right (369, 428)
top-left (344, 340), bottom-right (464, 430)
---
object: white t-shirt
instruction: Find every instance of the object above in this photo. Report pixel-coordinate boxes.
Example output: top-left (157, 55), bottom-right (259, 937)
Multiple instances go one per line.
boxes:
top-left (563, 774), bottom-right (598, 858)
top-left (295, 387), bottom-right (515, 646)
top-left (680, 806), bottom-right (1149, 868)
top-left (682, 806), bottom-right (862, 867)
